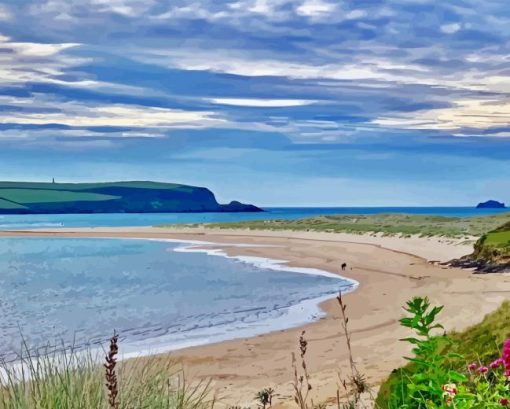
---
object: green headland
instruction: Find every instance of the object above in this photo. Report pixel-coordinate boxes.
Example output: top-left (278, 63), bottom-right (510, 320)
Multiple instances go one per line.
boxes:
top-left (0, 181), bottom-right (262, 214)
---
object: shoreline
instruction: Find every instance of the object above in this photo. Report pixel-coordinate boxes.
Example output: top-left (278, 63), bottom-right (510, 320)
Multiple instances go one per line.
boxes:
top-left (113, 238), bottom-right (358, 360)
top-left (1, 227), bottom-right (508, 407)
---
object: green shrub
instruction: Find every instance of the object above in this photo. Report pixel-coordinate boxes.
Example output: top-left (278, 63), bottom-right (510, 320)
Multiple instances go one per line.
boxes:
top-left (376, 300), bottom-right (510, 408)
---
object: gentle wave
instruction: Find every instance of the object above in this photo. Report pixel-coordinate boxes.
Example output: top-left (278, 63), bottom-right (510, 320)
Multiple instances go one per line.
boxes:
top-left (118, 238), bottom-right (358, 358)
top-left (0, 237), bottom-right (357, 362)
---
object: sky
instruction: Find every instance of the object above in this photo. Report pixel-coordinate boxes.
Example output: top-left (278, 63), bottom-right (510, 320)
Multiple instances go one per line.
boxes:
top-left (0, 0), bottom-right (509, 206)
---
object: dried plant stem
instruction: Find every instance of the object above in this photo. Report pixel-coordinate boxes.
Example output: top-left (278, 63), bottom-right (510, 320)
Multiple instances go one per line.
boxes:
top-left (104, 331), bottom-right (120, 409)
top-left (292, 331), bottom-right (313, 409)
top-left (336, 293), bottom-right (358, 380)
top-left (336, 292), bottom-right (376, 409)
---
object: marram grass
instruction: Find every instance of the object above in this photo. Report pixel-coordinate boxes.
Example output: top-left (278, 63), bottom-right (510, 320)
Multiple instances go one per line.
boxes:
top-left (0, 338), bottom-right (214, 409)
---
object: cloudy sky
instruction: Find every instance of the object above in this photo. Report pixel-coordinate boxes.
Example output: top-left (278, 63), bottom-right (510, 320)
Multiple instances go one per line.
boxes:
top-left (1, 0), bottom-right (509, 206)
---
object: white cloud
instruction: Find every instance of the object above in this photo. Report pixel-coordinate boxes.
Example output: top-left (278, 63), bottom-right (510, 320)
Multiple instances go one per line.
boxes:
top-left (346, 9), bottom-right (367, 20)
top-left (249, 0), bottom-right (273, 14)
top-left (208, 98), bottom-right (319, 107)
top-left (32, 0), bottom-right (155, 18)
top-left (145, 50), bottom-right (397, 81)
top-left (296, 0), bottom-right (337, 18)
top-left (0, 34), bottom-right (78, 57)
top-left (373, 98), bottom-right (510, 134)
top-left (440, 23), bottom-right (461, 34)
top-left (0, 103), bottom-right (225, 129)
top-left (140, 48), bottom-right (501, 94)
top-left (0, 4), bottom-right (11, 21)
top-left (0, 35), bottom-right (162, 97)
top-left (0, 34), bottom-right (81, 86)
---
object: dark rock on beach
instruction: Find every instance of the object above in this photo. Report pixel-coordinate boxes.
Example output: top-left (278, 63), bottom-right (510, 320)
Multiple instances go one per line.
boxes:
top-left (442, 256), bottom-right (510, 274)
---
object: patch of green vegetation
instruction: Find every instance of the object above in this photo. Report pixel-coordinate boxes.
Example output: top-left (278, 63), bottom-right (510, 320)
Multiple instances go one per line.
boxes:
top-left (484, 231), bottom-right (510, 246)
top-left (376, 301), bottom-right (510, 408)
top-left (0, 181), bottom-right (183, 189)
top-left (186, 212), bottom-right (510, 239)
top-left (0, 189), bottom-right (119, 204)
top-left (0, 198), bottom-right (28, 209)
top-left (471, 220), bottom-right (510, 263)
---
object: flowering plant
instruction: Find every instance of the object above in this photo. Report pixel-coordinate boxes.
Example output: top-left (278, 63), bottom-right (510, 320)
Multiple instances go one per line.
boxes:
top-left (389, 297), bottom-right (510, 408)
top-left (462, 345), bottom-right (510, 408)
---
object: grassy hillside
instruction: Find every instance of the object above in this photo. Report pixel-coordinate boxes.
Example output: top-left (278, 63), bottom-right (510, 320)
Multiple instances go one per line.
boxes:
top-left (0, 198), bottom-right (27, 209)
top-left (0, 181), bottom-right (261, 214)
top-left (0, 188), bottom-right (119, 203)
top-left (201, 212), bottom-right (510, 238)
top-left (472, 220), bottom-right (510, 263)
top-left (0, 181), bottom-right (192, 191)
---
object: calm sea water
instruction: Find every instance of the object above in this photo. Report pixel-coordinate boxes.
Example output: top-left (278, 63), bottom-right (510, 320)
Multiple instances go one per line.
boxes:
top-left (0, 237), bottom-right (354, 360)
top-left (0, 207), bottom-right (507, 230)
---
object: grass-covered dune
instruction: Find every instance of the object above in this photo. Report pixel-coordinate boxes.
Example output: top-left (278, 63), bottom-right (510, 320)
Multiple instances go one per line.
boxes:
top-left (0, 181), bottom-right (262, 214)
top-left (472, 221), bottom-right (510, 264)
top-left (201, 212), bottom-right (510, 239)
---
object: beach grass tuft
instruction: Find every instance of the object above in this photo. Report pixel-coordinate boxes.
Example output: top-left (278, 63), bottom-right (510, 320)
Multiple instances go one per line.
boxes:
top-left (0, 336), bottom-right (214, 409)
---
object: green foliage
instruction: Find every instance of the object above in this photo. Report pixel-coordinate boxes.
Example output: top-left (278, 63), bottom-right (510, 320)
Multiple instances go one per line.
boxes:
top-left (255, 388), bottom-right (274, 409)
top-left (377, 300), bottom-right (510, 409)
top-left (384, 297), bottom-right (467, 408)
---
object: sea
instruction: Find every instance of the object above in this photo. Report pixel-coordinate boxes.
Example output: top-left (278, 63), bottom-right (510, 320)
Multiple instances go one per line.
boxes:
top-left (0, 206), bottom-right (507, 360)
top-left (0, 237), bottom-right (355, 361)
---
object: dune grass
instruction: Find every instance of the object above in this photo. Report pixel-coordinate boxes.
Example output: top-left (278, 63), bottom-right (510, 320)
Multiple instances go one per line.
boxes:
top-left (0, 339), bottom-right (214, 409)
top-left (172, 212), bottom-right (510, 239)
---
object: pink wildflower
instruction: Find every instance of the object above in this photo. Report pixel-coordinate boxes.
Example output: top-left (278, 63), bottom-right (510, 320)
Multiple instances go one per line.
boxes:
top-left (500, 398), bottom-right (509, 406)
top-left (479, 366), bottom-right (489, 374)
top-left (503, 339), bottom-right (510, 374)
top-left (468, 362), bottom-right (478, 371)
top-left (491, 358), bottom-right (504, 369)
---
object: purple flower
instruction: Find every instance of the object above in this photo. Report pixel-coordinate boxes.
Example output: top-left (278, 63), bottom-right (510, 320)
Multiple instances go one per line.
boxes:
top-left (468, 362), bottom-right (478, 371)
top-left (479, 366), bottom-right (489, 374)
top-left (491, 358), bottom-right (504, 369)
top-left (503, 339), bottom-right (510, 375)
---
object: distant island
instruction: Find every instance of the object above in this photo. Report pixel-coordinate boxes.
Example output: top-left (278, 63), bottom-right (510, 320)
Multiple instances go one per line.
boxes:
top-left (476, 200), bottom-right (506, 209)
top-left (0, 181), bottom-right (262, 214)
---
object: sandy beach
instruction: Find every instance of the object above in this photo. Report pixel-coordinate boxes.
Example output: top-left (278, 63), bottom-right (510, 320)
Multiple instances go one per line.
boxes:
top-left (1, 227), bottom-right (508, 407)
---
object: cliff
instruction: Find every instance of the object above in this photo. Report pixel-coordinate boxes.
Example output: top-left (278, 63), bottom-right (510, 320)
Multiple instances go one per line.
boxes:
top-left (0, 181), bottom-right (263, 214)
